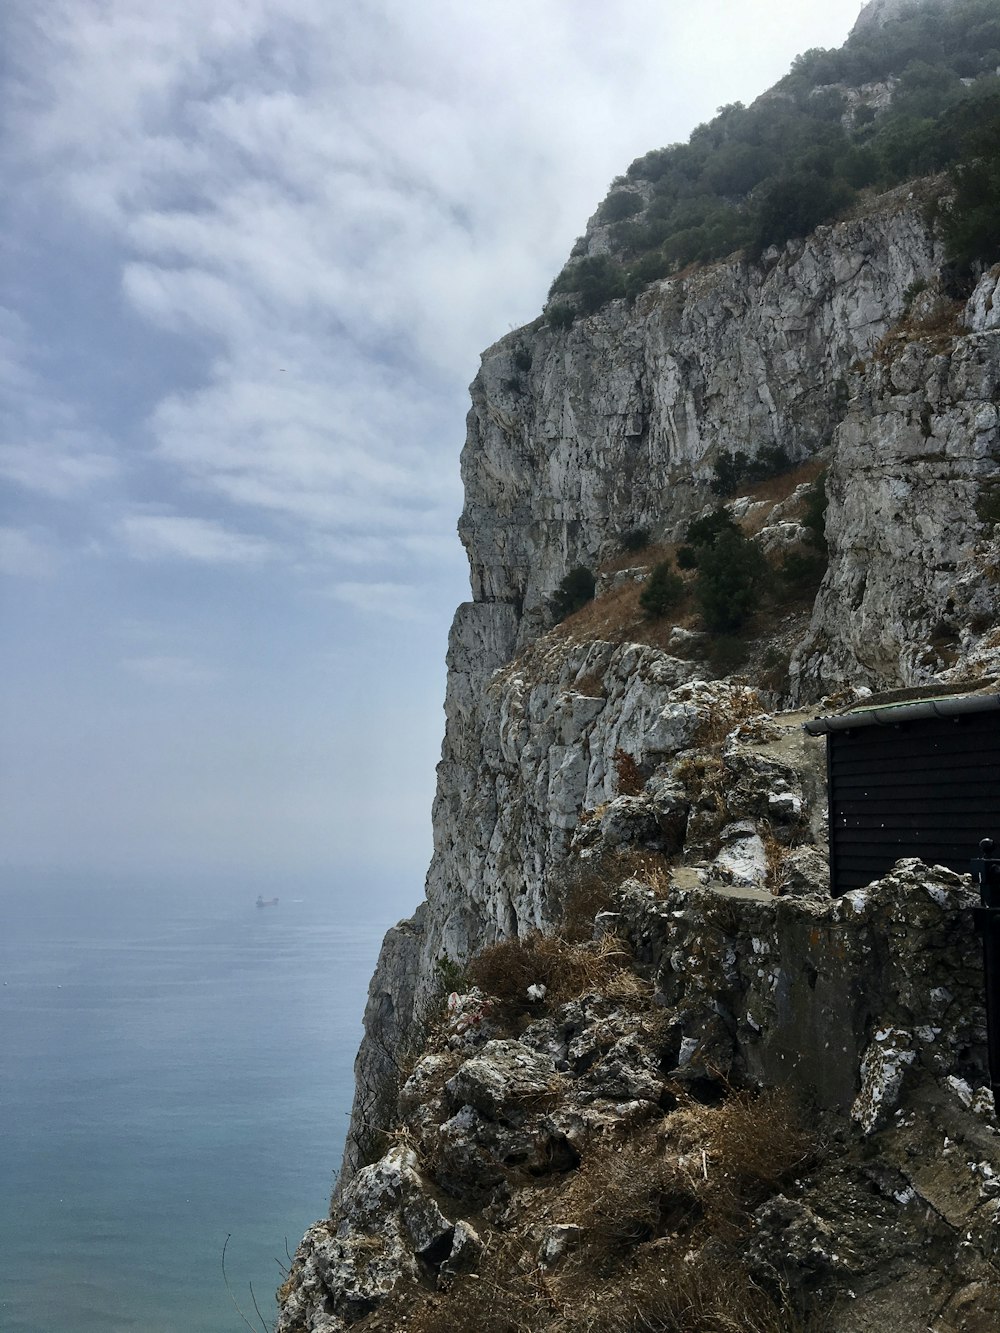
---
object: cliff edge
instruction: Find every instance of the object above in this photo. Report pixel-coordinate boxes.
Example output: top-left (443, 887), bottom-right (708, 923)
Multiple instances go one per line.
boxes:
top-left (278, 4), bottom-right (1000, 1327)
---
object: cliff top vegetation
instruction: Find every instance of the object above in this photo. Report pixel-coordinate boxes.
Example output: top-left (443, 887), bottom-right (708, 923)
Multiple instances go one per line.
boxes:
top-left (547, 0), bottom-right (1000, 322)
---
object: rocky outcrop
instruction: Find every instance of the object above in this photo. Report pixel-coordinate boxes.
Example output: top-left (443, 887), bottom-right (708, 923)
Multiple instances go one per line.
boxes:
top-left (792, 276), bottom-right (1000, 694)
top-left (280, 858), bottom-right (999, 1332)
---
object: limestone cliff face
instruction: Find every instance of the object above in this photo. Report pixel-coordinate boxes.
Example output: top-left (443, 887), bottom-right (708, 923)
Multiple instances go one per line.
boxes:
top-left (279, 117), bottom-right (1000, 1328)
top-left (338, 187), bottom-right (1000, 1188)
top-left (461, 188), bottom-right (935, 648)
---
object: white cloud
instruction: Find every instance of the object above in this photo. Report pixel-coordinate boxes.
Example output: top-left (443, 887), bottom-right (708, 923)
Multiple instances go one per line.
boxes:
top-left (3, 0), bottom-right (862, 582)
top-left (119, 513), bottom-right (278, 564)
top-left (0, 526), bottom-right (59, 578)
top-left (121, 654), bottom-right (220, 686)
top-left (0, 306), bottom-right (120, 499)
top-left (330, 580), bottom-right (434, 623)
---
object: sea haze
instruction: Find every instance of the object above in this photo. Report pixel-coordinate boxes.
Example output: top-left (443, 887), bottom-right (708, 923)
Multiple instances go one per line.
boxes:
top-left (0, 872), bottom-right (395, 1333)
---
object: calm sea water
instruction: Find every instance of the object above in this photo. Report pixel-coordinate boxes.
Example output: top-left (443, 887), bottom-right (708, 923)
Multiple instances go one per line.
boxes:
top-left (0, 874), bottom-right (397, 1333)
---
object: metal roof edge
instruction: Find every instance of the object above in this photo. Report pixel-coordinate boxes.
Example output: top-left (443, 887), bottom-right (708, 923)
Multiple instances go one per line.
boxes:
top-left (803, 692), bottom-right (1000, 736)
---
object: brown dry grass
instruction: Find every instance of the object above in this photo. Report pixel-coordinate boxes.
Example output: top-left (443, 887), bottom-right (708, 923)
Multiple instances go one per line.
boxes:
top-left (694, 686), bottom-right (764, 746)
top-left (738, 456), bottom-right (829, 526)
top-left (599, 540), bottom-right (675, 576)
top-left (872, 294), bottom-right (965, 364)
top-left (613, 747), bottom-right (645, 796)
top-left (466, 931), bottom-right (645, 1023)
top-left (557, 857), bottom-right (618, 941)
top-left (673, 753), bottom-right (727, 811)
top-left (612, 846), bottom-right (674, 897)
top-left (392, 1088), bottom-right (815, 1333)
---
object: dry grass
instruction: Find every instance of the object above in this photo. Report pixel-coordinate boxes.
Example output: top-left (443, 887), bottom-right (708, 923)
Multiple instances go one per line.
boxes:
top-left (673, 753), bottom-right (728, 812)
top-left (466, 931), bottom-right (644, 1023)
top-left (573, 670), bottom-right (608, 698)
top-left (599, 540), bottom-right (675, 576)
top-left (557, 858), bottom-right (618, 942)
top-left (366, 1088), bottom-right (817, 1333)
top-left (872, 294), bottom-right (965, 364)
top-left (693, 686), bottom-right (763, 746)
top-left (613, 846), bottom-right (674, 897)
top-left (739, 456), bottom-right (829, 525)
top-left (762, 829), bottom-right (788, 895)
top-left (613, 747), bottom-right (645, 796)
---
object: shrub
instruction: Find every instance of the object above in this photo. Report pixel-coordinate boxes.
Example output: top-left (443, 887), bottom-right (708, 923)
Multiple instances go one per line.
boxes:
top-left (546, 301), bottom-right (576, 330)
top-left (613, 747), bottom-right (645, 795)
top-left (465, 931), bottom-right (641, 1023)
top-left (639, 560), bottom-right (685, 618)
top-left (511, 345), bottom-right (532, 372)
top-left (711, 443), bottom-right (793, 496)
top-left (598, 191), bottom-right (644, 223)
top-left (619, 526), bottom-right (651, 553)
top-left (549, 255), bottom-right (626, 313)
top-left (684, 507), bottom-right (740, 549)
top-left (696, 530), bottom-right (768, 632)
top-left (676, 544), bottom-right (698, 570)
top-left (549, 565), bottom-right (596, 621)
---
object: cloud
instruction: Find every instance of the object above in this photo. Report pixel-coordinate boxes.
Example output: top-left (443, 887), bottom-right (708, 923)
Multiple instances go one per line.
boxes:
top-left (2, 0), bottom-right (862, 593)
top-left (0, 526), bottom-right (59, 578)
top-left (0, 306), bottom-right (120, 499)
top-left (329, 580), bottom-right (434, 623)
top-left (121, 654), bottom-right (220, 686)
top-left (119, 513), bottom-right (278, 564)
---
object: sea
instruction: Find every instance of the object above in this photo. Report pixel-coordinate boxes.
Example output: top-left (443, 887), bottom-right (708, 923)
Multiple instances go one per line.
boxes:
top-left (0, 871), bottom-right (401, 1333)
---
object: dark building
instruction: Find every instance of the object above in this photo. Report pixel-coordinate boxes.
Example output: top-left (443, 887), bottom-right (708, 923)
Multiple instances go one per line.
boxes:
top-left (804, 692), bottom-right (1000, 896)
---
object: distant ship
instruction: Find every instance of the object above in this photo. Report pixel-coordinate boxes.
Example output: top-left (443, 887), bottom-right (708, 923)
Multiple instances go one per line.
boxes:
top-left (256, 895), bottom-right (279, 908)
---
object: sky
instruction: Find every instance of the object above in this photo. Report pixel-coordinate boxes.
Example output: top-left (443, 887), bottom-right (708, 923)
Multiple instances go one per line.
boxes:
top-left (0, 0), bottom-right (865, 908)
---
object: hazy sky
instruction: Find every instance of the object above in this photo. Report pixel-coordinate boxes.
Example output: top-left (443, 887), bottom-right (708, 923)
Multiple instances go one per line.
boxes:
top-left (1, 1), bottom-right (864, 906)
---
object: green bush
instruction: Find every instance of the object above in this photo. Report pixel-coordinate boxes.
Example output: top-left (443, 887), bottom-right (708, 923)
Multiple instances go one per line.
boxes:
top-left (598, 191), bottom-right (644, 223)
top-left (711, 443), bottom-right (793, 496)
top-left (546, 301), bottom-right (576, 330)
top-left (543, 1), bottom-right (1000, 313)
top-left (696, 530), bottom-right (768, 632)
top-left (620, 527), bottom-right (651, 553)
top-left (639, 561), bottom-right (685, 618)
top-left (676, 544), bottom-right (698, 570)
top-left (550, 566), bottom-right (596, 621)
top-left (684, 508), bottom-right (740, 549)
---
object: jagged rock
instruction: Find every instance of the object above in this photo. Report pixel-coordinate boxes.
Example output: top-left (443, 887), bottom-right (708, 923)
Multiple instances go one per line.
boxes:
top-left (445, 1040), bottom-right (559, 1122)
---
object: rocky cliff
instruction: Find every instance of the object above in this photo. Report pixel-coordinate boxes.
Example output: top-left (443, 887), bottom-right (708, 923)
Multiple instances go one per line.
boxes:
top-left (277, 9), bottom-right (1000, 1329)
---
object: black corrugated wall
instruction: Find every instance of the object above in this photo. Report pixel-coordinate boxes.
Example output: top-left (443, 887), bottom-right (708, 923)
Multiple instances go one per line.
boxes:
top-left (829, 710), bottom-right (1000, 894)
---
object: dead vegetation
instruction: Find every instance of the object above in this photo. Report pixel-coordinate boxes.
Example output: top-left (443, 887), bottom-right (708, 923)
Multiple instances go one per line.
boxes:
top-left (466, 931), bottom-right (647, 1025)
top-left (613, 747), bottom-right (645, 795)
top-left (367, 1088), bottom-right (816, 1333)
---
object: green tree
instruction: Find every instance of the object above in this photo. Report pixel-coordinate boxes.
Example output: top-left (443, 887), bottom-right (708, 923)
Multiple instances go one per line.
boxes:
top-left (639, 561), bottom-right (685, 618)
top-left (549, 566), bottom-right (596, 621)
top-left (696, 530), bottom-right (768, 632)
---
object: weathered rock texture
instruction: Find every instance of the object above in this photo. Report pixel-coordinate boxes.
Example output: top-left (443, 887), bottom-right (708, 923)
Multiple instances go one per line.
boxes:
top-left (281, 69), bottom-right (1000, 1333)
top-left (280, 860), bottom-right (999, 1333)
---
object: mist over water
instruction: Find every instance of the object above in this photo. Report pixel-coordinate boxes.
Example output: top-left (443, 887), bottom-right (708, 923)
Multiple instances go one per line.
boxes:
top-left (0, 872), bottom-right (396, 1333)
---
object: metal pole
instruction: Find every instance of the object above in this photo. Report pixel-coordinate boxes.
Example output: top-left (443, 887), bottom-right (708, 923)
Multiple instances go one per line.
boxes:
top-left (971, 837), bottom-right (1000, 1117)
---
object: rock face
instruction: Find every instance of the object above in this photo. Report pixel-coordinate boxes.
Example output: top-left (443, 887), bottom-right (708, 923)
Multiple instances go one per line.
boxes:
top-left (280, 859), bottom-right (999, 1333)
top-left (282, 95), bottom-right (1000, 1333)
top-left (342, 194), bottom-right (1000, 1182)
top-left (461, 190), bottom-right (935, 647)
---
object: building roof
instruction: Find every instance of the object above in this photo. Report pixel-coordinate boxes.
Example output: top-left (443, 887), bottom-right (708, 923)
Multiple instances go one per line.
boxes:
top-left (804, 691), bottom-right (1000, 736)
